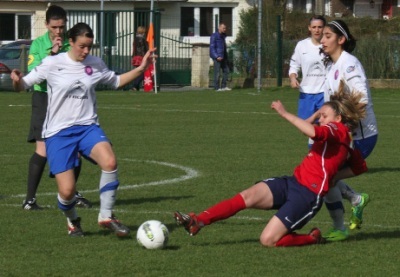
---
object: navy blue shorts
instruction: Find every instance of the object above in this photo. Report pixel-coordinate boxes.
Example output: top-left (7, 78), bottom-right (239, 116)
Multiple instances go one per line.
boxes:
top-left (263, 176), bottom-right (322, 232)
top-left (355, 134), bottom-right (378, 159)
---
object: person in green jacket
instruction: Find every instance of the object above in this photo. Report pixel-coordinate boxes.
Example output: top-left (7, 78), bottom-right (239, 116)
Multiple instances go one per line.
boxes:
top-left (22, 5), bottom-right (92, 210)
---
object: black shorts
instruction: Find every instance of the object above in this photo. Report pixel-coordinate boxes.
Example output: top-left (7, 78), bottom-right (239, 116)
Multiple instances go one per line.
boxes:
top-left (27, 91), bottom-right (47, 143)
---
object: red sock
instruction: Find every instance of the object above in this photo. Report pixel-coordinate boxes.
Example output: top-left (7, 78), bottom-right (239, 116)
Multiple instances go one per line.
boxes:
top-left (275, 233), bottom-right (317, 247)
top-left (197, 194), bottom-right (246, 225)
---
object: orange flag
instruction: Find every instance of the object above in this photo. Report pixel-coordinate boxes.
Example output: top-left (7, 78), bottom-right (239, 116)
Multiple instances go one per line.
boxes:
top-left (144, 22), bottom-right (155, 92)
top-left (146, 22), bottom-right (154, 50)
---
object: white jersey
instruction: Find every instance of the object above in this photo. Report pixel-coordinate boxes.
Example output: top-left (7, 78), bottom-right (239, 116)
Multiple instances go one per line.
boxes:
top-left (23, 53), bottom-right (120, 138)
top-left (324, 51), bottom-right (378, 140)
top-left (289, 38), bottom-right (325, 94)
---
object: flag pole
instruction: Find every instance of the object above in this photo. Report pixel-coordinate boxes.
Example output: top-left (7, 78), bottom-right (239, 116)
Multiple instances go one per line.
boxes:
top-left (149, 0), bottom-right (158, 94)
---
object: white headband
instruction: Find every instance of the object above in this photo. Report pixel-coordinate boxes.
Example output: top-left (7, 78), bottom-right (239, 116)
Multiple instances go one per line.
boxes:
top-left (329, 21), bottom-right (349, 41)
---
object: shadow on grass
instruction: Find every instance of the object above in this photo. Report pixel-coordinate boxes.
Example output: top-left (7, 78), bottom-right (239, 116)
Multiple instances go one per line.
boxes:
top-left (88, 195), bottom-right (194, 207)
top-left (191, 238), bottom-right (260, 247)
top-left (349, 230), bottom-right (400, 241)
top-left (367, 167), bottom-right (400, 174)
top-left (97, 229), bottom-right (134, 239)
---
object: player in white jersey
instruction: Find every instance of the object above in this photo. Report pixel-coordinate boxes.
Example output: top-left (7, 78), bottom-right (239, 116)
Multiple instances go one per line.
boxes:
top-left (289, 15), bottom-right (326, 132)
top-left (11, 22), bottom-right (156, 237)
top-left (319, 20), bottom-right (378, 241)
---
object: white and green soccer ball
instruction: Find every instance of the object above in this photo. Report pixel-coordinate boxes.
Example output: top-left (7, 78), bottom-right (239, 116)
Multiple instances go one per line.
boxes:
top-left (137, 220), bottom-right (169, 249)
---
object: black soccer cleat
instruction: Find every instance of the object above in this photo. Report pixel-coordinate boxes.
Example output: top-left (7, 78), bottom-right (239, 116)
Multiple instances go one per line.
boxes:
top-left (75, 192), bottom-right (92, 208)
top-left (22, 198), bottom-right (43, 211)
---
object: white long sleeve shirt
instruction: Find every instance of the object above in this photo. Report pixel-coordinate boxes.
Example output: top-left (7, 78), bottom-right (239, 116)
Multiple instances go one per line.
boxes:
top-left (324, 51), bottom-right (378, 140)
top-left (289, 38), bottom-right (326, 94)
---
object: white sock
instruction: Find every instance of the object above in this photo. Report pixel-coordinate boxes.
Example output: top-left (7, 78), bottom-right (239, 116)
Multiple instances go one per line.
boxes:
top-left (324, 186), bottom-right (346, 231)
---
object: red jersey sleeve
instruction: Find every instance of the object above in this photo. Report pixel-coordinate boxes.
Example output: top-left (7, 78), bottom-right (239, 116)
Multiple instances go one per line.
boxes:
top-left (347, 148), bottom-right (368, 176)
top-left (312, 122), bottom-right (343, 143)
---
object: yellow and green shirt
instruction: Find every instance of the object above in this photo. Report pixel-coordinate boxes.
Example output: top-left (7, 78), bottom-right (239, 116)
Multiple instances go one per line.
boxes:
top-left (28, 32), bottom-right (70, 92)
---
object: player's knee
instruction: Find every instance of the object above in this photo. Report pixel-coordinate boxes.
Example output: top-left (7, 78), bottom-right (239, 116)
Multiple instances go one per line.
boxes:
top-left (102, 156), bottom-right (117, 171)
top-left (259, 234), bottom-right (277, 247)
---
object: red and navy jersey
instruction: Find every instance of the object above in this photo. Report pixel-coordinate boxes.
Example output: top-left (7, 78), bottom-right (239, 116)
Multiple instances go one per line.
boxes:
top-left (294, 122), bottom-right (367, 197)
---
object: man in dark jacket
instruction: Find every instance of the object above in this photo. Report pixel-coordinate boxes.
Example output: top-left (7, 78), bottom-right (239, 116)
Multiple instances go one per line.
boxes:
top-left (210, 23), bottom-right (231, 91)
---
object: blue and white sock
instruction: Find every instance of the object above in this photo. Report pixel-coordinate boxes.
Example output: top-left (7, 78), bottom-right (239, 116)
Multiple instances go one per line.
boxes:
top-left (57, 193), bottom-right (77, 221)
top-left (99, 169), bottom-right (119, 219)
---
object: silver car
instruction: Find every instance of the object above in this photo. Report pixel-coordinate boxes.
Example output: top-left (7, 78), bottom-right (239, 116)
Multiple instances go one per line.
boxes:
top-left (0, 40), bottom-right (32, 91)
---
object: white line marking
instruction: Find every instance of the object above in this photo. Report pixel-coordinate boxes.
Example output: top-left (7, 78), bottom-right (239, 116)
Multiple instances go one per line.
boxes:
top-left (5, 159), bottom-right (200, 199)
top-left (7, 104), bottom-right (399, 117)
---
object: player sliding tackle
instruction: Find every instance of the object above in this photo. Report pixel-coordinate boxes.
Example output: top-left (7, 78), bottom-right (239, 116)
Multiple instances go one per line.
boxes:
top-left (175, 82), bottom-right (367, 247)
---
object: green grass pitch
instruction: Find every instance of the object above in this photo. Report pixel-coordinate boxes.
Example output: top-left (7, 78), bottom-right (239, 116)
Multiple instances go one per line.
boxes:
top-left (0, 87), bottom-right (399, 276)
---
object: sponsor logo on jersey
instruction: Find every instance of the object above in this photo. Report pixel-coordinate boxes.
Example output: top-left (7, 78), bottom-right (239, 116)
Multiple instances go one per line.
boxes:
top-left (28, 54), bottom-right (34, 66)
top-left (346, 66), bottom-right (355, 73)
top-left (85, 65), bottom-right (93, 76)
top-left (334, 69), bottom-right (339, 80)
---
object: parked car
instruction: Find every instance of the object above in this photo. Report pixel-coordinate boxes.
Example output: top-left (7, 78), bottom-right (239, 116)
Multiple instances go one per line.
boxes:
top-left (0, 40), bottom-right (32, 91)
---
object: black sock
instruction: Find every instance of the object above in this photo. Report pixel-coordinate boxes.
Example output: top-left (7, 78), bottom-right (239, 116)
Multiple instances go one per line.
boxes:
top-left (26, 152), bottom-right (47, 201)
top-left (74, 158), bottom-right (82, 197)
top-left (74, 158), bottom-right (82, 183)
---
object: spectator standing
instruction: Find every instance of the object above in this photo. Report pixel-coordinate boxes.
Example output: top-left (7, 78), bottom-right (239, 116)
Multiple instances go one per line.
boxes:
top-left (210, 23), bottom-right (231, 91)
top-left (131, 26), bottom-right (148, 91)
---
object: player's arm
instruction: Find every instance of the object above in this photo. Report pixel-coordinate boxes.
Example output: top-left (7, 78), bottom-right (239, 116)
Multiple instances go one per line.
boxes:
top-left (331, 148), bottom-right (367, 186)
top-left (11, 69), bottom-right (25, 91)
top-left (210, 33), bottom-right (218, 59)
top-left (305, 109), bottom-right (320, 124)
top-left (344, 63), bottom-right (369, 104)
top-left (12, 57), bottom-right (49, 91)
top-left (118, 48), bottom-right (157, 88)
top-left (288, 43), bottom-right (301, 89)
top-left (271, 100), bottom-right (315, 137)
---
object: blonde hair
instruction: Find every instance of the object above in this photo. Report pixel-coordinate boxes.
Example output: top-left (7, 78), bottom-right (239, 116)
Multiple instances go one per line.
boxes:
top-left (325, 80), bottom-right (367, 131)
top-left (136, 26), bottom-right (146, 35)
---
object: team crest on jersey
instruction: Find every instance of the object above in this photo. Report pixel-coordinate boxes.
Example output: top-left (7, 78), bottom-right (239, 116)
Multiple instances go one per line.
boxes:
top-left (334, 69), bottom-right (339, 80)
top-left (85, 65), bottom-right (93, 75)
top-left (28, 54), bottom-right (34, 66)
top-left (346, 66), bottom-right (355, 73)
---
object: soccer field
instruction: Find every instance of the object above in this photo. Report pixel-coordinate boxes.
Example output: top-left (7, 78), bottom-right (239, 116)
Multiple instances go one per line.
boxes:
top-left (1, 88), bottom-right (399, 276)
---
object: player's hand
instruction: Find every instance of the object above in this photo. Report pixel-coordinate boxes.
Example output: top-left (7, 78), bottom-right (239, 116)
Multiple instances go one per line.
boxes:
top-left (11, 69), bottom-right (23, 81)
top-left (140, 48), bottom-right (158, 69)
top-left (51, 37), bottom-right (63, 53)
top-left (271, 100), bottom-right (287, 116)
top-left (290, 78), bottom-right (299, 89)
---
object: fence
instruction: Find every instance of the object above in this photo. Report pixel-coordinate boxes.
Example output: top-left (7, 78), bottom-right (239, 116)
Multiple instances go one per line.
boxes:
top-left (24, 10), bottom-right (400, 89)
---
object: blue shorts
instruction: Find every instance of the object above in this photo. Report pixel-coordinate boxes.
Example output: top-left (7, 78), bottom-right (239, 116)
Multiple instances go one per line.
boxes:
top-left (298, 92), bottom-right (324, 120)
top-left (45, 124), bottom-right (110, 175)
top-left (263, 176), bottom-right (322, 232)
top-left (354, 135), bottom-right (378, 159)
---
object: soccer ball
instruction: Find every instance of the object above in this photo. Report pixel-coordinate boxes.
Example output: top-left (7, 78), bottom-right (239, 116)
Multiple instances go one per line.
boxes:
top-left (137, 220), bottom-right (169, 249)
